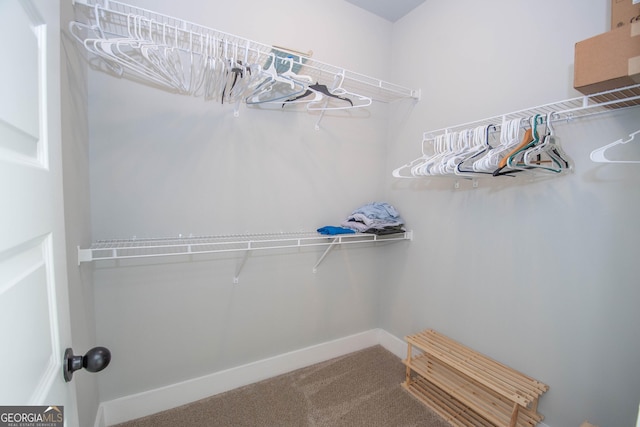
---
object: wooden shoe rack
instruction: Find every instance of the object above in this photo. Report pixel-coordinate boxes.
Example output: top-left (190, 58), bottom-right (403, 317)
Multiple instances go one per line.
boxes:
top-left (402, 329), bottom-right (549, 427)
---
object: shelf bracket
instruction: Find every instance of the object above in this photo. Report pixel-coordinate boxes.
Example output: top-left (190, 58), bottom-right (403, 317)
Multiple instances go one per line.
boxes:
top-left (77, 246), bottom-right (93, 266)
top-left (314, 100), bottom-right (330, 131)
top-left (233, 250), bottom-right (251, 284)
top-left (313, 237), bottom-right (339, 273)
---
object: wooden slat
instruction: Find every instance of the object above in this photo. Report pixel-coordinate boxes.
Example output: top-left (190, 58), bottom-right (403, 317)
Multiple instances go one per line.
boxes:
top-left (423, 329), bottom-right (548, 395)
top-left (404, 376), bottom-right (494, 427)
top-left (409, 331), bottom-right (543, 402)
top-left (410, 330), bottom-right (532, 393)
top-left (425, 355), bottom-right (540, 424)
top-left (425, 357), bottom-right (513, 424)
top-left (404, 356), bottom-right (543, 427)
top-left (403, 329), bottom-right (548, 427)
top-left (404, 375), bottom-right (541, 427)
top-left (407, 330), bottom-right (548, 406)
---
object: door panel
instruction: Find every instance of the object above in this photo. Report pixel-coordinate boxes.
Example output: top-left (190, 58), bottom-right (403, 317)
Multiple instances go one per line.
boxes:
top-left (0, 0), bottom-right (78, 424)
top-left (0, 0), bottom-right (41, 164)
top-left (0, 240), bottom-right (52, 403)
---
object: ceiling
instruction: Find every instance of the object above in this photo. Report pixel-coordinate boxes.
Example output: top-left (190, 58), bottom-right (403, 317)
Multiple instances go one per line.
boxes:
top-left (344, 0), bottom-right (426, 22)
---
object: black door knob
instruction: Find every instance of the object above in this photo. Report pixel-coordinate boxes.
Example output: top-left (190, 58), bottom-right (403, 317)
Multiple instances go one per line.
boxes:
top-left (63, 347), bottom-right (111, 382)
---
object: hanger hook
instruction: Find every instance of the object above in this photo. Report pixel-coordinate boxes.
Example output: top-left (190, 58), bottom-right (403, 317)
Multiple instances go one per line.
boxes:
top-left (531, 114), bottom-right (542, 139)
top-left (546, 111), bottom-right (556, 135)
top-left (485, 124), bottom-right (496, 147)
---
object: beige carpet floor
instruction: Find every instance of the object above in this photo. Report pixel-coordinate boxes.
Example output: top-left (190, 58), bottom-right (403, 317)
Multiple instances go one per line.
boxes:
top-left (113, 345), bottom-right (451, 427)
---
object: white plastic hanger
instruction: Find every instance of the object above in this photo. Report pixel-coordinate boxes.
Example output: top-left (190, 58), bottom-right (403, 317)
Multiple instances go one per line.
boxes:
top-left (413, 133), bottom-right (455, 176)
top-left (454, 124), bottom-right (496, 177)
top-left (248, 57), bottom-right (318, 107)
top-left (590, 129), bottom-right (640, 164)
top-left (305, 73), bottom-right (372, 112)
top-left (77, 10), bottom-right (184, 91)
top-left (392, 138), bottom-right (434, 178)
top-left (472, 118), bottom-right (522, 172)
top-left (245, 54), bottom-right (306, 105)
top-left (392, 156), bottom-right (429, 178)
top-left (522, 112), bottom-right (572, 173)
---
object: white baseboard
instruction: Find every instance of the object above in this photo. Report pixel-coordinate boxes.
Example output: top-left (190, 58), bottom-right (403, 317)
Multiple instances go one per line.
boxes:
top-left (96, 328), bottom-right (552, 427)
top-left (376, 328), bottom-right (407, 358)
top-left (99, 329), bottom-right (386, 426)
top-left (92, 404), bottom-right (105, 427)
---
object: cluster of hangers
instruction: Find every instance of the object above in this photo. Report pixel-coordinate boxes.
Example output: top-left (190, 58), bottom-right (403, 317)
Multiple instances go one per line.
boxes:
top-left (69, 4), bottom-right (372, 117)
top-left (393, 112), bottom-right (574, 179)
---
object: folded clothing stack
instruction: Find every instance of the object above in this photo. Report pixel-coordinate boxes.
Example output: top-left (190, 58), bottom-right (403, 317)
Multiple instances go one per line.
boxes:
top-left (340, 202), bottom-right (406, 235)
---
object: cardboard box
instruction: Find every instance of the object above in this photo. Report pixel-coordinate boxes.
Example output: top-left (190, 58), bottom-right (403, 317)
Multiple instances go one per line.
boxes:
top-left (612, 0), bottom-right (640, 29)
top-left (574, 21), bottom-right (640, 94)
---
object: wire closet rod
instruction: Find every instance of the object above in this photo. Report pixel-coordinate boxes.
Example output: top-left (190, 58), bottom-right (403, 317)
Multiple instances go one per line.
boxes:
top-left (70, 0), bottom-right (420, 104)
top-left (78, 231), bottom-right (413, 282)
top-left (423, 83), bottom-right (640, 140)
top-left (78, 231), bottom-right (414, 264)
top-left (392, 83), bottom-right (640, 181)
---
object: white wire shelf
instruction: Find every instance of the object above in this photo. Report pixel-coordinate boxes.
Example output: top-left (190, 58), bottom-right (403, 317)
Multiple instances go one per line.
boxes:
top-left (423, 83), bottom-right (640, 139)
top-left (70, 0), bottom-right (420, 104)
top-left (78, 230), bottom-right (413, 281)
top-left (392, 83), bottom-right (640, 181)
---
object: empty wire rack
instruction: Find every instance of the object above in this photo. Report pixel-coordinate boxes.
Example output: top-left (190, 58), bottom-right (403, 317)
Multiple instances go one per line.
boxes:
top-left (78, 231), bottom-right (413, 282)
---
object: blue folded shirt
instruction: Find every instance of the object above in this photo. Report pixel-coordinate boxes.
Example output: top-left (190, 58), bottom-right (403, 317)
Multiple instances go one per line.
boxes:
top-left (317, 226), bottom-right (356, 235)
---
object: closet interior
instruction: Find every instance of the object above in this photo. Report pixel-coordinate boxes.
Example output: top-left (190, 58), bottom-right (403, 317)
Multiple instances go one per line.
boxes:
top-left (70, 0), bottom-right (639, 264)
top-left (65, 1), bottom-right (640, 427)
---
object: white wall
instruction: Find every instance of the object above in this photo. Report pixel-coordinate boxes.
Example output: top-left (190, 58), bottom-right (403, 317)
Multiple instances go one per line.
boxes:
top-left (384, 1), bottom-right (640, 427)
top-left (88, 0), bottom-right (396, 402)
top-left (60, 2), bottom-right (99, 426)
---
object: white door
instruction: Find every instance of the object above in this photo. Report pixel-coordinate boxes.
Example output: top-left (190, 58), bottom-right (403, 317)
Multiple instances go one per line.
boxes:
top-left (0, 0), bottom-right (79, 425)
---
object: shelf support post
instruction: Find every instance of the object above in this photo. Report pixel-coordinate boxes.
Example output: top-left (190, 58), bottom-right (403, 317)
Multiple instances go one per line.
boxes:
top-left (314, 101), bottom-right (329, 131)
top-left (313, 237), bottom-right (339, 273)
top-left (509, 403), bottom-right (520, 427)
top-left (233, 250), bottom-right (251, 284)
